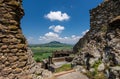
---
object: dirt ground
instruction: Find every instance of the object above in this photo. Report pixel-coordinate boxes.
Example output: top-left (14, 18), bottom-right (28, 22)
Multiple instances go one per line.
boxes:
top-left (51, 70), bottom-right (88, 79)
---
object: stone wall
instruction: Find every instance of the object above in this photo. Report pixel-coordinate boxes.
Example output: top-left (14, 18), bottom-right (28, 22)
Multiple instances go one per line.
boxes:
top-left (90, 0), bottom-right (120, 29)
top-left (0, 0), bottom-right (52, 79)
top-left (73, 0), bottom-right (120, 79)
top-left (74, 0), bottom-right (120, 53)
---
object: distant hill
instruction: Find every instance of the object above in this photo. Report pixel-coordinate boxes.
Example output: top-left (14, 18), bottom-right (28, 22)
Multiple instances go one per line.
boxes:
top-left (48, 41), bottom-right (61, 44)
top-left (29, 41), bottom-right (73, 47)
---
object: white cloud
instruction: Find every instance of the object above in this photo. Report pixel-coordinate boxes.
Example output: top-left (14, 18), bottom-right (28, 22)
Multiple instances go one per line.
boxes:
top-left (39, 33), bottom-right (81, 44)
top-left (38, 29), bottom-right (90, 44)
top-left (27, 37), bottom-right (34, 44)
top-left (49, 25), bottom-right (65, 33)
top-left (71, 35), bottom-right (76, 38)
top-left (82, 29), bottom-right (89, 35)
top-left (45, 32), bottom-right (59, 38)
top-left (45, 11), bottom-right (70, 21)
top-left (27, 29), bottom-right (89, 44)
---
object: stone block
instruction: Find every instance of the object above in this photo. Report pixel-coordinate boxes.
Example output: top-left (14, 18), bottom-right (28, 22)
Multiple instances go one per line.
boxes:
top-left (17, 62), bottom-right (27, 68)
top-left (12, 68), bottom-right (22, 74)
top-left (8, 56), bottom-right (18, 63)
top-left (1, 67), bottom-right (12, 76)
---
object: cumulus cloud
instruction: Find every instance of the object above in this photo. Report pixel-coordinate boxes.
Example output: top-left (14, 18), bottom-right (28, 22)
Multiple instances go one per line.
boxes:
top-left (82, 29), bottom-right (89, 35)
top-left (38, 29), bottom-right (89, 44)
top-left (45, 11), bottom-right (70, 21)
top-left (44, 32), bottom-right (59, 38)
top-left (49, 25), bottom-right (65, 33)
top-left (27, 29), bottom-right (89, 44)
top-left (39, 33), bottom-right (81, 44)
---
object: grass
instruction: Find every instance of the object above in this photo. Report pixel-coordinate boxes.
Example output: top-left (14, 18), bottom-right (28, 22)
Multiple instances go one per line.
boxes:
top-left (31, 46), bottom-right (73, 53)
top-left (34, 52), bottom-right (52, 62)
top-left (86, 72), bottom-right (107, 79)
top-left (92, 60), bottom-right (102, 74)
top-left (30, 46), bottom-right (73, 62)
top-left (86, 60), bottom-right (107, 79)
top-left (55, 64), bottom-right (72, 73)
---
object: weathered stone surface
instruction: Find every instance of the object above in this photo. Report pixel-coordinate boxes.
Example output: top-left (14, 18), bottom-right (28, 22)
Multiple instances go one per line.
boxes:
top-left (97, 63), bottom-right (105, 71)
top-left (73, 0), bottom-right (120, 79)
top-left (19, 56), bottom-right (28, 61)
top-left (10, 49), bottom-right (18, 53)
top-left (4, 61), bottom-right (10, 66)
top-left (17, 62), bottom-right (27, 68)
top-left (109, 66), bottom-right (120, 79)
top-left (1, 67), bottom-right (12, 76)
top-left (0, 56), bottom-right (7, 63)
top-left (0, 0), bottom-right (52, 79)
top-left (12, 68), bottom-right (22, 74)
top-left (0, 64), bottom-right (5, 71)
top-left (42, 70), bottom-right (52, 78)
top-left (8, 25), bottom-right (18, 30)
top-left (2, 38), bottom-right (10, 43)
top-left (1, 45), bottom-right (8, 49)
top-left (74, 66), bottom-right (87, 74)
top-left (8, 56), bottom-right (18, 63)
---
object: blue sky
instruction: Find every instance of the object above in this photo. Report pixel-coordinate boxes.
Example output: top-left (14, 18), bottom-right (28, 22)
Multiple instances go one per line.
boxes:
top-left (21, 0), bottom-right (103, 44)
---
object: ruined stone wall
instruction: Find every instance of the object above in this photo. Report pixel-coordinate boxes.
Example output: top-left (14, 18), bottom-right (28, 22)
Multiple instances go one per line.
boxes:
top-left (73, 0), bottom-right (120, 79)
top-left (74, 0), bottom-right (120, 53)
top-left (0, 0), bottom-right (30, 78)
top-left (90, 0), bottom-right (120, 29)
top-left (0, 0), bottom-right (52, 79)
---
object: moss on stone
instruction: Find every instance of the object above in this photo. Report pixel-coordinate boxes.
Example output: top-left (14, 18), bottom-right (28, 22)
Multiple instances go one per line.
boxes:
top-left (92, 60), bottom-right (102, 70)
top-left (86, 71), bottom-right (107, 79)
top-left (101, 26), bottom-right (108, 33)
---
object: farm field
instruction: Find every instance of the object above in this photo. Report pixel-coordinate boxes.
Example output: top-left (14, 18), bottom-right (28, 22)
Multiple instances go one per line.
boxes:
top-left (29, 41), bottom-right (73, 62)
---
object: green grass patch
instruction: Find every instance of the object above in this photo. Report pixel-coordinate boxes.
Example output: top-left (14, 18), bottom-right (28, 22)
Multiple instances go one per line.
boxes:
top-left (86, 72), bottom-right (107, 79)
top-left (34, 52), bottom-right (52, 62)
top-left (31, 46), bottom-right (73, 53)
top-left (30, 46), bottom-right (73, 62)
top-left (92, 60), bottom-right (102, 75)
top-left (86, 60), bottom-right (107, 79)
top-left (55, 64), bottom-right (72, 73)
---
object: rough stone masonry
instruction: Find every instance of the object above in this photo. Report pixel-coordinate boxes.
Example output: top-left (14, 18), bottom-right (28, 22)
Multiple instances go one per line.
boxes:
top-left (73, 0), bottom-right (120, 79)
top-left (0, 0), bottom-right (52, 79)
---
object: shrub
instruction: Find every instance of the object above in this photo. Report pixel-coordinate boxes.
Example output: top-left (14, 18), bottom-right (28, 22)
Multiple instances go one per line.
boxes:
top-left (34, 57), bottom-right (41, 62)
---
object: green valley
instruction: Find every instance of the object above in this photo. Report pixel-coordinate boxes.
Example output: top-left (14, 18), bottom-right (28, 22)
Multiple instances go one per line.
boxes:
top-left (29, 41), bottom-right (73, 62)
